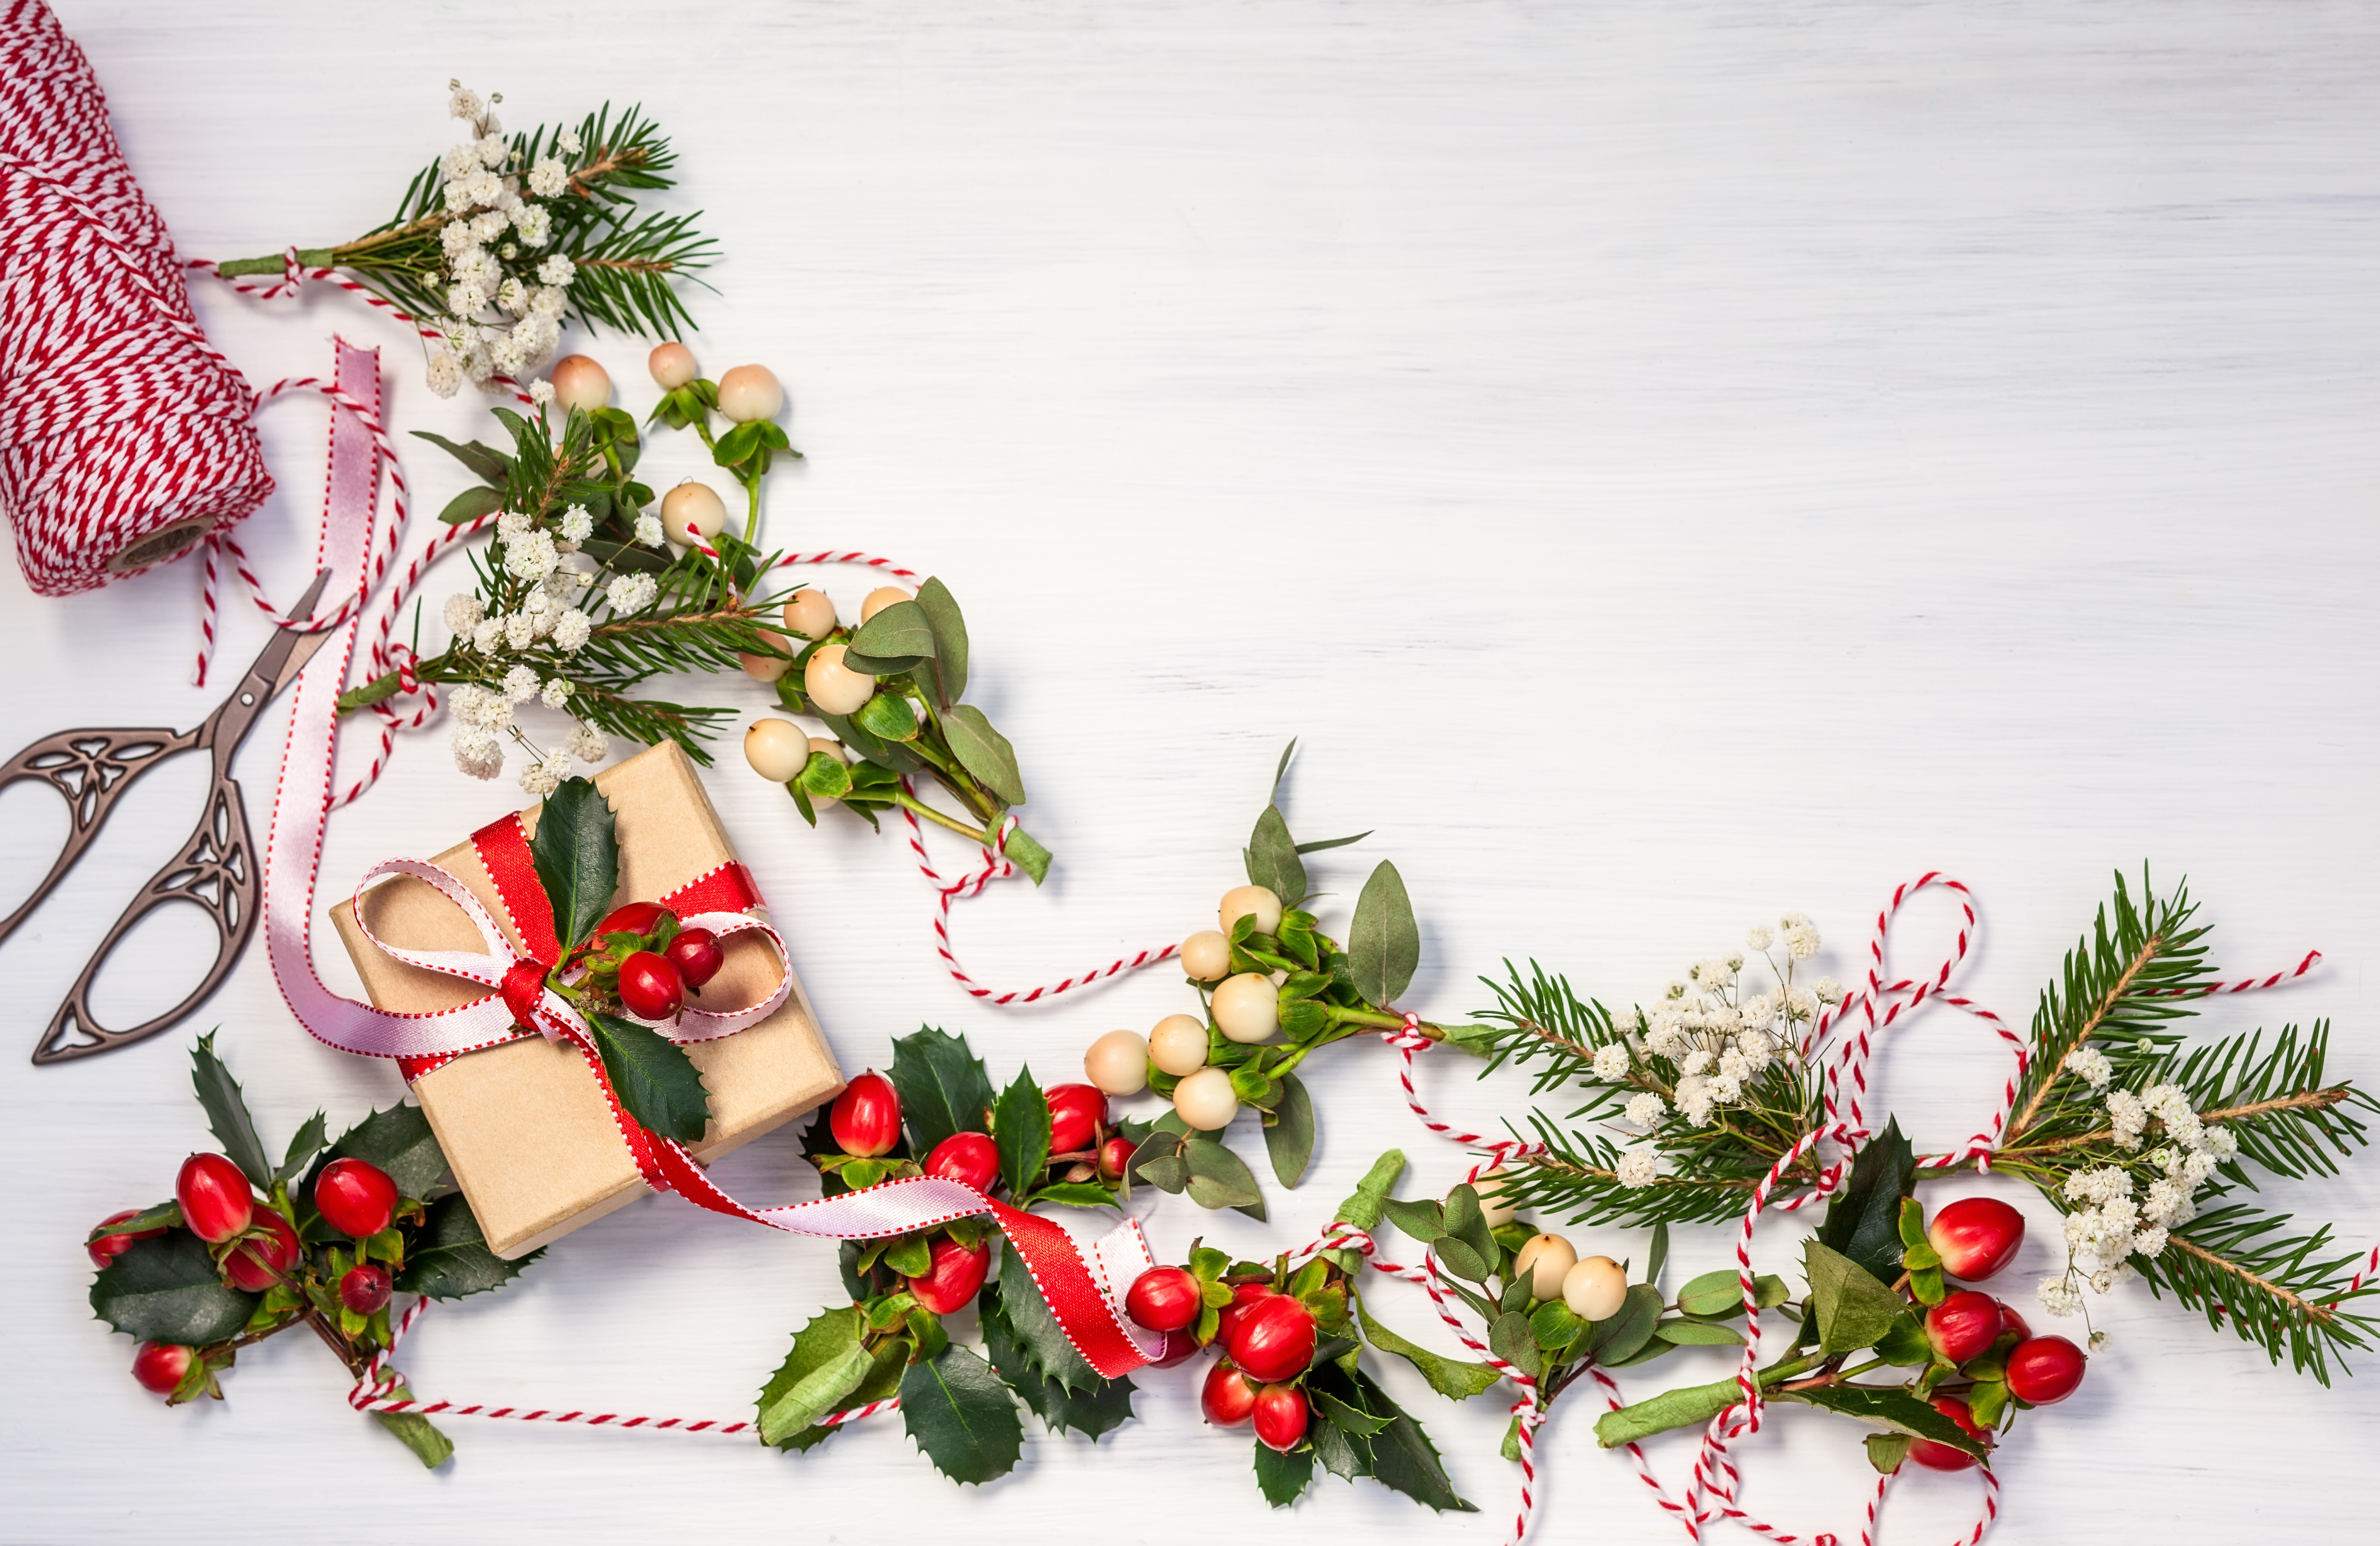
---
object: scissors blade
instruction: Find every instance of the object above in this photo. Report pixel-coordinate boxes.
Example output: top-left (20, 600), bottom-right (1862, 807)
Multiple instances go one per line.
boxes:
top-left (201, 569), bottom-right (337, 754)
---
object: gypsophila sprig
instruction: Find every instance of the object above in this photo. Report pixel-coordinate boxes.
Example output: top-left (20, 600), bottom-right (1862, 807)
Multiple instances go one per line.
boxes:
top-left (212, 86), bottom-right (715, 393)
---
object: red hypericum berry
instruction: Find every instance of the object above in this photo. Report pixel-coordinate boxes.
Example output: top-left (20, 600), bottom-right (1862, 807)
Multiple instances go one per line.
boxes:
top-left (1097, 1135), bottom-right (1137, 1182)
top-left (1151, 1327), bottom-right (1200, 1368)
top-left (1226, 1293), bottom-right (1318, 1383)
top-left (1044, 1084), bottom-right (1107, 1155)
top-left (314, 1157), bottom-right (400, 1239)
top-left (131, 1341), bottom-right (193, 1396)
top-left (1905, 1395), bottom-right (1989, 1472)
top-left (830, 1071), bottom-right (903, 1158)
top-left (2005, 1335), bottom-right (2087, 1404)
top-left (1999, 1303), bottom-right (2032, 1342)
top-left (1215, 1282), bottom-right (1276, 1345)
top-left (923, 1131), bottom-right (998, 1191)
top-left (663, 927), bottom-right (725, 991)
top-left (1925, 1290), bottom-right (2006, 1365)
top-left (1126, 1265), bottom-right (1203, 1333)
top-left (1252, 1383), bottom-right (1310, 1453)
top-left (87, 1209), bottom-right (166, 1268)
top-left (906, 1236), bottom-right (993, 1315)
top-left (501, 957), bottom-right (551, 1028)
top-left (593, 900), bottom-right (673, 940)
top-left (1927, 1197), bottom-right (2026, 1282)
top-left (339, 1263), bottom-right (393, 1315)
top-left (1200, 1358), bottom-right (1257, 1426)
top-left (175, 1154), bottom-right (253, 1244)
top-left (222, 1207), bottom-right (299, 1292)
top-left (618, 950), bottom-right (687, 1021)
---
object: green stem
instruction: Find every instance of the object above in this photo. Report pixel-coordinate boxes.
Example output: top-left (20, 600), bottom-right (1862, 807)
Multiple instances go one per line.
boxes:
top-left (1595, 1351), bottom-right (1826, 1449)
top-left (891, 789), bottom-right (995, 846)
top-left (216, 247), bottom-right (337, 277)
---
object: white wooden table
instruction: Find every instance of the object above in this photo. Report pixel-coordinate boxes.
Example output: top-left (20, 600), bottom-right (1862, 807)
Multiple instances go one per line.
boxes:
top-left (6, 3), bottom-right (2374, 1540)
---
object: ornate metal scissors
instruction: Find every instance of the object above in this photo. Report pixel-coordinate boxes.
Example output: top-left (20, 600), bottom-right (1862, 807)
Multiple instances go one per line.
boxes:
top-left (3, 571), bottom-right (334, 1064)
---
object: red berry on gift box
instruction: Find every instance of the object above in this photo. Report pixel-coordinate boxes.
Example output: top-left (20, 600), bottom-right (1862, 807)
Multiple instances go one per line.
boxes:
top-left (1097, 1135), bottom-right (1137, 1182)
top-left (664, 927), bottom-right (724, 991)
top-left (923, 1131), bottom-right (998, 1190)
top-left (314, 1157), bottom-right (399, 1239)
top-left (175, 1154), bottom-right (253, 1244)
top-left (594, 900), bottom-right (673, 940)
top-left (1044, 1084), bottom-right (1107, 1155)
top-left (88, 1209), bottom-right (166, 1268)
top-left (131, 1341), bottom-right (192, 1396)
top-left (2005, 1335), bottom-right (2087, 1404)
top-left (907, 1236), bottom-right (993, 1315)
top-left (830, 1071), bottom-right (902, 1158)
top-left (1226, 1293), bottom-right (1318, 1384)
top-left (1252, 1383), bottom-right (1310, 1453)
top-left (1215, 1281), bottom-right (1276, 1345)
top-left (1151, 1327), bottom-right (1199, 1368)
top-left (1927, 1197), bottom-right (2025, 1282)
top-left (1905, 1395), bottom-right (1990, 1472)
top-left (501, 958), bottom-right (551, 1028)
top-left (1925, 1291), bottom-right (2006, 1365)
top-left (222, 1207), bottom-right (299, 1293)
top-left (1126, 1266), bottom-right (1203, 1333)
top-left (1201, 1358), bottom-right (1257, 1426)
top-left (618, 950), bottom-right (687, 1021)
top-left (339, 1263), bottom-right (393, 1315)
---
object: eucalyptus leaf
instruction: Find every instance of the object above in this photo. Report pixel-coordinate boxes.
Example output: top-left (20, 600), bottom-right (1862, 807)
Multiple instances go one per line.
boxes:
top-left (944, 706), bottom-right (1027, 807)
top-left (1183, 1139), bottom-right (1265, 1212)
top-left (1380, 1197), bottom-right (1446, 1242)
top-left (1243, 805), bottom-right (1307, 909)
top-left (1347, 861), bottom-right (1420, 1006)
top-left (437, 484), bottom-right (507, 525)
top-left (1587, 1283), bottom-right (1666, 1365)
top-left (411, 429), bottom-right (512, 486)
top-left (1530, 1301), bottom-right (1585, 1354)
top-left (1433, 1237), bottom-right (1492, 1284)
top-left (1488, 1311), bottom-right (1543, 1379)
top-left (847, 599), bottom-right (937, 665)
top-left (1262, 1073), bottom-right (1316, 1188)
top-left (912, 578), bottom-right (970, 707)
top-left (852, 691), bottom-right (920, 743)
top-left (1652, 1319), bottom-right (1746, 1346)
top-left (1677, 1268), bottom-right (1747, 1318)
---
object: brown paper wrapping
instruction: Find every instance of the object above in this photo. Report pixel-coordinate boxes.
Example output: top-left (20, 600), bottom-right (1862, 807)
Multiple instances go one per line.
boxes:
top-left (328, 740), bottom-right (842, 1258)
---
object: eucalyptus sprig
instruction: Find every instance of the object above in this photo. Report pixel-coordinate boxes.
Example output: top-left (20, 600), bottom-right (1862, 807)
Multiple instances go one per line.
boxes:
top-left (216, 84), bottom-right (713, 393)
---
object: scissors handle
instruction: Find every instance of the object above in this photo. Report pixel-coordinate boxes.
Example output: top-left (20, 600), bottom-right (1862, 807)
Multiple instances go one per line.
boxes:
top-left (31, 772), bottom-right (258, 1065)
top-left (0, 724), bottom-right (201, 949)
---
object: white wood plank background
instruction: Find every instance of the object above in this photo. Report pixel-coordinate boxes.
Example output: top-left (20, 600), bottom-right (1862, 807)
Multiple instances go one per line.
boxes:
top-left (5, 2), bottom-right (2375, 1540)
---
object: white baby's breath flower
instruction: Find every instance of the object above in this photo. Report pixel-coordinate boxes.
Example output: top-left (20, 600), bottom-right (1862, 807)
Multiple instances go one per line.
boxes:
top-left (1783, 922), bottom-right (1820, 960)
top-left (2133, 1225), bottom-right (2169, 1258)
top-left (567, 722), bottom-right (609, 763)
top-left (1745, 925), bottom-right (1772, 951)
top-left (2207, 1125), bottom-right (2238, 1159)
top-left (459, 170), bottom-right (502, 209)
top-left (442, 593), bottom-right (485, 635)
top-left (1674, 1075), bottom-right (1715, 1126)
top-left (2037, 1276), bottom-right (2084, 1318)
top-left (440, 144), bottom-right (480, 181)
top-left (527, 378), bottom-right (556, 409)
top-left (1592, 1042), bottom-right (1631, 1082)
top-left (496, 508), bottom-right (532, 541)
top-left (448, 83), bottom-right (484, 122)
top-left (634, 513), bottom-right (665, 548)
top-left (471, 617), bottom-right (506, 653)
top-left (471, 209), bottom-right (509, 242)
top-left (606, 572), bottom-right (658, 613)
top-left (424, 349), bottom-right (464, 398)
top-left (527, 156), bottom-right (568, 198)
top-left (498, 277), bottom-right (528, 316)
top-left (1624, 1091), bottom-right (1667, 1127)
top-left (556, 125), bottom-right (583, 156)
top-left (477, 131), bottom-right (509, 169)
top-left (1812, 975), bottom-right (1843, 1005)
top-left (503, 528), bottom-right (560, 582)
top-left (560, 504), bottom-right (594, 543)
top-left (517, 752), bottom-right (564, 797)
top-left (540, 678), bottom-right (574, 709)
top-left (447, 280), bottom-right (489, 317)
top-left (2105, 1088), bottom-right (2148, 1150)
top-left (537, 253), bottom-right (575, 287)
top-left (551, 608), bottom-right (592, 652)
top-left (1615, 1147), bottom-right (1660, 1189)
top-left (504, 612), bottom-right (537, 650)
top-left (2066, 1045), bottom-right (2113, 1089)
top-left (450, 724), bottom-right (502, 779)
top-left (510, 203), bottom-right (551, 249)
top-left (500, 664), bottom-right (540, 702)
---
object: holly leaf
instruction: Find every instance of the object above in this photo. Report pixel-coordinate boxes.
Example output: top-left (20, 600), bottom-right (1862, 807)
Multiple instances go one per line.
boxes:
top-left (1344, 1366), bottom-right (1476, 1513)
top-left (913, 577), bottom-right (971, 708)
top-left (900, 1345), bottom-right (1024, 1485)
top-left (1336, 1150), bottom-right (1406, 1232)
top-left (943, 705), bottom-right (1027, 808)
top-left (1772, 1384), bottom-right (1989, 1460)
top-left (323, 1103), bottom-right (448, 1202)
top-left (993, 1066), bottom-right (1052, 1197)
top-left (1244, 804), bottom-right (1307, 909)
top-left (759, 1342), bottom-right (874, 1446)
top-left (1254, 1442), bottom-right (1316, 1507)
top-left (1347, 861), bottom-right (1420, 1006)
top-left (527, 776), bottom-right (619, 951)
top-left (1262, 1072), bottom-right (1316, 1189)
top-left (981, 1280), bottom-right (1136, 1439)
top-left (889, 1026), bottom-right (996, 1155)
top-left (89, 1233), bottom-right (256, 1345)
top-left (1804, 1240), bottom-right (1907, 1356)
top-left (190, 1031), bottom-right (273, 1190)
top-left (584, 1011), bottom-right (712, 1145)
top-left (1876, 1312), bottom-right (1933, 1366)
top-left (395, 1195), bottom-right (540, 1299)
top-left (274, 1111), bottom-right (330, 1189)
top-left (1818, 1118), bottom-right (1915, 1287)
top-left (759, 1307), bottom-right (870, 1450)
top-left (997, 1237), bottom-right (1104, 1392)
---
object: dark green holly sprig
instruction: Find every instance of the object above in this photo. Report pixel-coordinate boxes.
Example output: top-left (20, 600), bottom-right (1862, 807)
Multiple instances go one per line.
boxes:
top-left (765, 578), bottom-right (1056, 884)
top-left (1469, 872), bottom-right (2379, 1382)
top-left (84, 1035), bottom-right (535, 1468)
top-left (758, 1028), bottom-right (1143, 1482)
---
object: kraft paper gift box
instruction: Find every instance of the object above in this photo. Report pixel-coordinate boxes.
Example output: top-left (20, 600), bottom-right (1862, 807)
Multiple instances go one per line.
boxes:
top-left (329, 739), bottom-right (842, 1258)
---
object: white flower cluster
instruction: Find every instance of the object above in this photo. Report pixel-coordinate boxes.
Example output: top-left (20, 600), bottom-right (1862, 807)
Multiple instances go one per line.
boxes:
top-left (1605, 913), bottom-right (1838, 1154)
top-left (422, 83), bottom-right (578, 397)
top-left (2036, 1068), bottom-right (2238, 1319)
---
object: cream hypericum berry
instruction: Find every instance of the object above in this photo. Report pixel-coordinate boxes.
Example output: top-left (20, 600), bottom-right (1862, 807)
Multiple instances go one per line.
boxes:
top-left (1173, 1066), bottom-right (1238, 1131)
top-left (744, 718), bottom-right (809, 783)
top-left (1179, 929), bottom-right (1231, 982)
top-left (859, 585), bottom-right (909, 624)
top-left (1148, 1012), bottom-right (1209, 1076)
top-left (1562, 1255), bottom-right (1628, 1320)
top-left (1472, 1164), bottom-right (1520, 1226)
top-left (662, 481), bottom-right (728, 547)
top-left (716, 363), bottom-right (784, 423)
top-left (1211, 972), bottom-right (1279, 1043)
top-left (782, 588), bottom-right (836, 641)
top-left (1514, 1233), bottom-right (1578, 1301)
top-left (738, 628), bottom-right (792, 682)
top-left (549, 354), bottom-right (612, 414)
top-left (1084, 1030), bottom-right (1149, 1096)
top-left (1218, 884), bottom-right (1282, 936)
top-left (803, 643), bottom-right (875, 716)
top-left (648, 341), bottom-right (698, 390)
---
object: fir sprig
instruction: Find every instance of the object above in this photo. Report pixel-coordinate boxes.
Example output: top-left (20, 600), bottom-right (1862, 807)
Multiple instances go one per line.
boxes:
top-left (2141, 1204), bottom-right (2380, 1383)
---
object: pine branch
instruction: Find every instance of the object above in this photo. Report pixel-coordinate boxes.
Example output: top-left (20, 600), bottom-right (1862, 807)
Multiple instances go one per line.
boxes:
top-left (1471, 960), bottom-right (1619, 1095)
top-left (2133, 1203), bottom-right (2380, 1384)
top-left (1495, 1115), bottom-right (1770, 1230)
